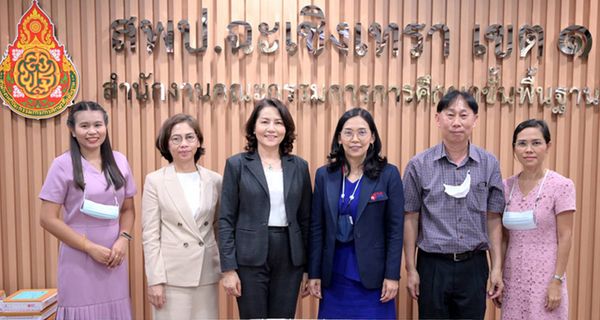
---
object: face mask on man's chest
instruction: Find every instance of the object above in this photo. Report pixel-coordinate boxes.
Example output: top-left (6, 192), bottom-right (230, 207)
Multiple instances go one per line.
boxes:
top-left (443, 170), bottom-right (471, 199)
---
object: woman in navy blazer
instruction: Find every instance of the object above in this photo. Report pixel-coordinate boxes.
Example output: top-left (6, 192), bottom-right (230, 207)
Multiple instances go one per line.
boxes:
top-left (308, 107), bottom-right (405, 319)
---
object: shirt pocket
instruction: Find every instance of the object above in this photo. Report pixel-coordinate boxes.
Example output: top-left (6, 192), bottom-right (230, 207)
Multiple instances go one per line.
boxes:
top-left (468, 183), bottom-right (488, 213)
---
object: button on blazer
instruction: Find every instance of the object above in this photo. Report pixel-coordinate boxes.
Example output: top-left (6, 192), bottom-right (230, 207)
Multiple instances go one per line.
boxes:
top-left (218, 152), bottom-right (312, 272)
top-left (142, 164), bottom-right (222, 287)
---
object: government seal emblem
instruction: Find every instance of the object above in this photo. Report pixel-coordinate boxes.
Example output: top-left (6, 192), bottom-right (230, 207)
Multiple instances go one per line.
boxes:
top-left (0, 0), bottom-right (79, 119)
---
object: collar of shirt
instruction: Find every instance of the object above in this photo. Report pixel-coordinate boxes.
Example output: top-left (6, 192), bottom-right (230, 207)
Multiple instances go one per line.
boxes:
top-left (433, 142), bottom-right (481, 167)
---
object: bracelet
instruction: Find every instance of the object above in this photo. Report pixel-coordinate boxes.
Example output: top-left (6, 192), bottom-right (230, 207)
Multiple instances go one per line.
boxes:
top-left (120, 231), bottom-right (133, 241)
top-left (553, 274), bottom-right (565, 283)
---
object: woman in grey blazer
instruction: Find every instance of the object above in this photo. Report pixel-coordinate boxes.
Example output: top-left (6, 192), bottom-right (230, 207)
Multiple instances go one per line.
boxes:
top-left (218, 98), bottom-right (312, 319)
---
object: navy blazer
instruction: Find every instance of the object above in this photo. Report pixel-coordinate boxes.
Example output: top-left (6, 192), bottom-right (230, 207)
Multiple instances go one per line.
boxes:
top-left (218, 152), bottom-right (312, 272)
top-left (308, 163), bottom-right (405, 289)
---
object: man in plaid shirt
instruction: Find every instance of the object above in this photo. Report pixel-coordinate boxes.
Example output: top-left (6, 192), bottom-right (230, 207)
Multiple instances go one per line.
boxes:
top-left (403, 90), bottom-right (505, 320)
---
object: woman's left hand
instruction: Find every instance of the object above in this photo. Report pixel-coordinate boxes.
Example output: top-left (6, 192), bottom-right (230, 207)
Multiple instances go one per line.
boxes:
top-left (545, 281), bottom-right (562, 311)
top-left (108, 237), bottom-right (128, 268)
top-left (300, 273), bottom-right (310, 298)
top-left (380, 279), bottom-right (399, 303)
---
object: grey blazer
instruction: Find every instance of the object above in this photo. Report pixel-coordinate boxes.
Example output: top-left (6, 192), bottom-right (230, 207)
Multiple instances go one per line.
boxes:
top-left (218, 152), bottom-right (312, 272)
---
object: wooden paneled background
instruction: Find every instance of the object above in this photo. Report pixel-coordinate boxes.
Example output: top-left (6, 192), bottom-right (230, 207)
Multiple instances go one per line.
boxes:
top-left (1, 0), bottom-right (599, 319)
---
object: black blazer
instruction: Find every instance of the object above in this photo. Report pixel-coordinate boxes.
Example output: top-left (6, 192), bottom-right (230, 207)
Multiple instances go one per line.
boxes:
top-left (308, 163), bottom-right (405, 289)
top-left (218, 152), bottom-right (312, 272)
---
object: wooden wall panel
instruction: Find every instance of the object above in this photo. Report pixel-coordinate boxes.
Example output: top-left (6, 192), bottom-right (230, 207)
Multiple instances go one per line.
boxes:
top-left (1, 0), bottom-right (599, 319)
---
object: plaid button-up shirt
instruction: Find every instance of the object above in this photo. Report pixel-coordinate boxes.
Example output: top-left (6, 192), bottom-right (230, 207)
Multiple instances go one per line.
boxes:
top-left (403, 143), bottom-right (505, 254)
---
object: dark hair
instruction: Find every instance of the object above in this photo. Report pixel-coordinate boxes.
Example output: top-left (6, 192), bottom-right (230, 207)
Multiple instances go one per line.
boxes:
top-left (66, 101), bottom-right (125, 191)
top-left (156, 113), bottom-right (205, 163)
top-left (512, 119), bottom-right (551, 147)
top-left (327, 107), bottom-right (387, 179)
top-left (437, 90), bottom-right (479, 114)
top-left (245, 98), bottom-right (296, 155)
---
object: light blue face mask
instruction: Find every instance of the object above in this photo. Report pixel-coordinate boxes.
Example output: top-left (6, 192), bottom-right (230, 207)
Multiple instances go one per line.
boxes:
top-left (502, 170), bottom-right (548, 231)
top-left (80, 184), bottom-right (120, 220)
top-left (502, 210), bottom-right (536, 230)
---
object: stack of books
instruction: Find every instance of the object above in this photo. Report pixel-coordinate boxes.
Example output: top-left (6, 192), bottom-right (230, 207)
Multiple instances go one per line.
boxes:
top-left (0, 289), bottom-right (57, 320)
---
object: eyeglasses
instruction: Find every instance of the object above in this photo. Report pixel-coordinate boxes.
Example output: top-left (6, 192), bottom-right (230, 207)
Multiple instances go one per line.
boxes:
top-left (340, 128), bottom-right (370, 140)
top-left (514, 140), bottom-right (545, 149)
top-left (170, 134), bottom-right (198, 145)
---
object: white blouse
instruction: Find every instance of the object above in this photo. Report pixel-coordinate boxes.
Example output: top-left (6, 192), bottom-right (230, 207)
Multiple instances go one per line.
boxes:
top-left (176, 171), bottom-right (201, 219)
top-left (264, 168), bottom-right (288, 227)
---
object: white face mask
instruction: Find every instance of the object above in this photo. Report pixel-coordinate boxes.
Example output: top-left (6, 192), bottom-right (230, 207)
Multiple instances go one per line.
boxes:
top-left (443, 170), bottom-right (471, 199)
top-left (80, 184), bottom-right (120, 220)
top-left (502, 170), bottom-right (548, 231)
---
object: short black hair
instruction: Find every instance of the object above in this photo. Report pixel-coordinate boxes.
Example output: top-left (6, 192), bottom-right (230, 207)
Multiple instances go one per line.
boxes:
top-left (156, 113), bottom-right (205, 163)
top-left (327, 107), bottom-right (387, 180)
top-left (245, 98), bottom-right (296, 155)
top-left (437, 90), bottom-right (479, 114)
top-left (512, 119), bottom-right (551, 148)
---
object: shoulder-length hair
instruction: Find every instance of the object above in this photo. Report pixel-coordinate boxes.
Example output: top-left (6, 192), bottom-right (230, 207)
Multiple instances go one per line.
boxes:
top-left (155, 113), bottom-right (205, 163)
top-left (327, 107), bottom-right (387, 179)
top-left (66, 101), bottom-right (125, 191)
top-left (244, 98), bottom-right (296, 155)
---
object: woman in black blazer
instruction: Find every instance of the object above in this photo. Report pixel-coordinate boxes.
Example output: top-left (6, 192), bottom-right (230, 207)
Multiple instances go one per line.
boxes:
top-left (218, 98), bottom-right (312, 319)
top-left (308, 107), bottom-right (405, 319)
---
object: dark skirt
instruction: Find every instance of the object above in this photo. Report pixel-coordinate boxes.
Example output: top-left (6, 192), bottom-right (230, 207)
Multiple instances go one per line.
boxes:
top-left (318, 272), bottom-right (396, 319)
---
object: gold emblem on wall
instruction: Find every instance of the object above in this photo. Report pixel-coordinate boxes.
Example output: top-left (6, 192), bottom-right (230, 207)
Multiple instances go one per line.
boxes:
top-left (0, 0), bottom-right (79, 119)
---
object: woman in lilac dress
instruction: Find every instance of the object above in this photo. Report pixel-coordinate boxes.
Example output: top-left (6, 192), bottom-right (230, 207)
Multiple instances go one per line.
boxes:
top-left (498, 119), bottom-right (575, 320)
top-left (39, 101), bottom-right (136, 320)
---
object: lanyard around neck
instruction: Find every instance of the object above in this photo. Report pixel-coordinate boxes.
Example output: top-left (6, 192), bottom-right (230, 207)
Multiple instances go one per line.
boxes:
top-left (341, 175), bottom-right (363, 201)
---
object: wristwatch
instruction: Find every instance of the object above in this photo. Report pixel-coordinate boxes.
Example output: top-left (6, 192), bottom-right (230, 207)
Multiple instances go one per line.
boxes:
top-left (120, 231), bottom-right (133, 241)
top-left (553, 274), bottom-right (565, 283)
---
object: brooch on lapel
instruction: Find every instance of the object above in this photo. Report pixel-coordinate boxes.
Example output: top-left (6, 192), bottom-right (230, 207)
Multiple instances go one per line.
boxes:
top-left (370, 191), bottom-right (386, 201)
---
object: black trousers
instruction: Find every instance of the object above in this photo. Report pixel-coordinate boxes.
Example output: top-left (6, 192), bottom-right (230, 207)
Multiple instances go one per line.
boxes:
top-left (417, 250), bottom-right (488, 320)
top-left (236, 227), bottom-right (304, 319)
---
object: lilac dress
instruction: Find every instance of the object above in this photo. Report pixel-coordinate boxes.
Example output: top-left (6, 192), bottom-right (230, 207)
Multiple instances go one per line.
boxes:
top-left (39, 152), bottom-right (137, 320)
top-left (501, 170), bottom-right (575, 320)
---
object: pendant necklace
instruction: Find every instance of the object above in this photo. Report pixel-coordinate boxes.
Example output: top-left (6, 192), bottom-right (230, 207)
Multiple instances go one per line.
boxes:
top-left (263, 159), bottom-right (279, 171)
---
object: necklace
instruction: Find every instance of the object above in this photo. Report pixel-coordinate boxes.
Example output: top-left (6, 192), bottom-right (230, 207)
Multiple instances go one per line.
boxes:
top-left (262, 159), bottom-right (280, 171)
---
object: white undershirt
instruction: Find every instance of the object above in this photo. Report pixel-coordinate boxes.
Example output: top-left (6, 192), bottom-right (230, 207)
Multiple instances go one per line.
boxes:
top-left (176, 171), bottom-right (201, 219)
top-left (264, 169), bottom-right (288, 227)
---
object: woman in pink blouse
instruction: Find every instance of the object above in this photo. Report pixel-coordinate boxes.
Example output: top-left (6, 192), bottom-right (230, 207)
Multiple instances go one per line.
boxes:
top-left (498, 119), bottom-right (575, 320)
